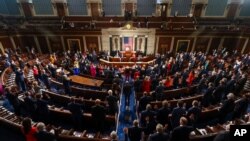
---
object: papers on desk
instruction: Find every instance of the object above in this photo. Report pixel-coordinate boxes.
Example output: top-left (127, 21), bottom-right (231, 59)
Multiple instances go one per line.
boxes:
top-left (73, 131), bottom-right (82, 137)
top-left (197, 128), bottom-right (208, 135)
top-left (86, 133), bottom-right (94, 138)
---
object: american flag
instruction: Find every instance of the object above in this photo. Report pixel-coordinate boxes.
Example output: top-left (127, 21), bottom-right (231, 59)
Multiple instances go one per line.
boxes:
top-left (124, 37), bottom-right (133, 51)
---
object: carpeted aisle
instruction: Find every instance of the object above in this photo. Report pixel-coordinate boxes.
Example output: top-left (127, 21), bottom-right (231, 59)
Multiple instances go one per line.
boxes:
top-left (117, 81), bottom-right (137, 141)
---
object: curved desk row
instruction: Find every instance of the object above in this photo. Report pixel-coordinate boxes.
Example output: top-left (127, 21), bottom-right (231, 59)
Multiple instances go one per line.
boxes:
top-left (99, 58), bottom-right (156, 67)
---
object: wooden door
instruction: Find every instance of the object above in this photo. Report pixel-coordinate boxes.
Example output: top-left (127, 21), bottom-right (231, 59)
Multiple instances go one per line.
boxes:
top-left (48, 36), bottom-right (63, 53)
top-left (85, 36), bottom-right (99, 53)
top-left (227, 4), bottom-right (239, 18)
top-left (158, 37), bottom-right (172, 54)
top-left (21, 3), bottom-right (33, 17)
top-left (91, 3), bottom-right (99, 17)
top-left (161, 4), bottom-right (168, 18)
top-left (193, 4), bottom-right (203, 17)
top-left (125, 3), bottom-right (133, 12)
top-left (56, 3), bottom-right (66, 17)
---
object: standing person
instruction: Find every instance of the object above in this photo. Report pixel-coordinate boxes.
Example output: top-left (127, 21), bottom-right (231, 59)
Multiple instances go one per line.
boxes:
top-left (68, 98), bottom-right (84, 130)
top-left (123, 81), bottom-right (132, 106)
top-left (148, 124), bottom-right (169, 141)
top-left (5, 87), bottom-right (21, 116)
top-left (91, 99), bottom-right (106, 132)
top-left (90, 63), bottom-right (96, 77)
top-left (127, 120), bottom-right (144, 141)
top-left (142, 76), bottom-right (151, 92)
top-left (15, 67), bottom-right (26, 92)
top-left (218, 93), bottom-right (235, 123)
top-left (41, 70), bottom-right (50, 89)
top-left (187, 100), bottom-right (201, 127)
top-left (106, 90), bottom-right (118, 115)
top-left (36, 94), bottom-right (49, 123)
top-left (187, 70), bottom-right (195, 86)
top-left (156, 100), bottom-right (171, 126)
top-left (73, 58), bottom-right (80, 75)
top-left (35, 122), bottom-right (56, 141)
top-left (62, 74), bottom-right (71, 95)
top-left (21, 117), bottom-right (37, 141)
top-left (124, 66), bottom-right (131, 81)
top-left (171, 101), bottom-right (186, 128)
top-left (170, 117), bottom-right (194, 141)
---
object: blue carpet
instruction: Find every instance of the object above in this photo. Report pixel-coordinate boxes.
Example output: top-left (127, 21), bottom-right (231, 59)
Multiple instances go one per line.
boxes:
top-left (117, 80), bottom-right (137, 141)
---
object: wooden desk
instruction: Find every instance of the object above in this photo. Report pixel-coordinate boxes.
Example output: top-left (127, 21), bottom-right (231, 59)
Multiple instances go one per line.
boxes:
top-left (69, 75), bottom-right (104, 87)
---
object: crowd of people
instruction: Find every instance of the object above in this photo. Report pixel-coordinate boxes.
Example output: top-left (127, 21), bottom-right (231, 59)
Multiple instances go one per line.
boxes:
top-left (0, 46), bottom-right (250, 141)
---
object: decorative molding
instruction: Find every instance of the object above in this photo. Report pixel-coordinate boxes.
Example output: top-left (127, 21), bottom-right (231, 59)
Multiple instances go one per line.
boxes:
top-left (86, 0), bottom-right (102, 3)
top-left (18, 0), bottom-right (32, 3)
top-left (51, 0), bottom-right (67, 3)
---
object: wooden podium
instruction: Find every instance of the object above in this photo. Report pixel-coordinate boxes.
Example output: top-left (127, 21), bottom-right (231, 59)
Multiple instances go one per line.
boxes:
top-left (120, 51), bottom-right (136, 58)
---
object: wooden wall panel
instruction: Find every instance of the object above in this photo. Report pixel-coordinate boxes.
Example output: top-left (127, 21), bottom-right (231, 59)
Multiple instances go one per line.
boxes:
top-left (244, 39), bottom-right (250, 54)
top-left (13, 36), bottom-right (26, 52)
top-left (0, 37), bottom-right (14, 50)
top-left (37, 36), bottom-right (49, 53)
top-left (158, 37), bottom-right (172, 54)
top-left (209, 38), bottom-right (221, 53)
top-left (236, 38), bottom-right (246, 52)
top-left (63, 36), bottom-right (84, 52)
top-left (194, 37), bottom-right (209, 52)
top-left (85, 36), bottom-right (99, 53)
top-left (173, 37), bottom-right (194, 53)
top-left (13, 36), bottom-right (36, 53)
top-left (48, 36), bottom-right (63, 53)
top-left (223, 38), bottom-right (243, 52)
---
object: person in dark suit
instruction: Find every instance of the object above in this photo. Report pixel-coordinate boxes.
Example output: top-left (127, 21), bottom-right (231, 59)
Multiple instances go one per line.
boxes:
top-left (36, 94), bottom-right (49, 123)
top-left (68, 98), bottom-right (84, 130)
top-left (218, 93), bottom-right (235, 123)
top-left (170, 117), bottom-right (194, 141)
top-left (41, 70), bottom-right (50, 89)
top-left (187, 100), bottom-right (201, 127)
top-left (197, 74), bottom-right (207, 93)
top-left (127, 120), bottom-right (144, 141)
top-left (171, 100), bottom-right (186, 128)
top-left (202, 82), bottom-right (214, 107)
top-left (233, 94), bottom-right (249, 119)
top-left (155, 81), bottom-right (166, 101)
top-left (23, 92), bottom-right (37, 119)
top-left (123, 81), bottom-right (132, 106)
top-left (5, 87), bottom-right (21, 116)
top-left (235, 74), bottom-right (247, 95)
top-left (15, 67), bottom-right (26, 92)
top-left (225, 75), bottom-right (236, 95)
top-left (171, 101), bottom-right (186, 128)
top-left (140, 104), bottom-right (156, 128)
top-left (91, 99), bottom-right (106, 132)
top-left (138, 92), bottom-right (153, 112)
top-left (212, 79), bottom-right (226, 104)
top-left (106, 90), bottom-right (118, 115)
top-left (148, 124), bottom-right (169, 141)
top-left (156, 100), bottom-right (171, 126)
top-left (62, 74), bottom-right (71, 95)
top-left (35, 122), bottom-right (56, 141)
top-left (173, 73), bottom-right (180, 89)
top-left (113, 75), bottom-right (122, 86)
top-left (134, 76), bottom-right (142, 92)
